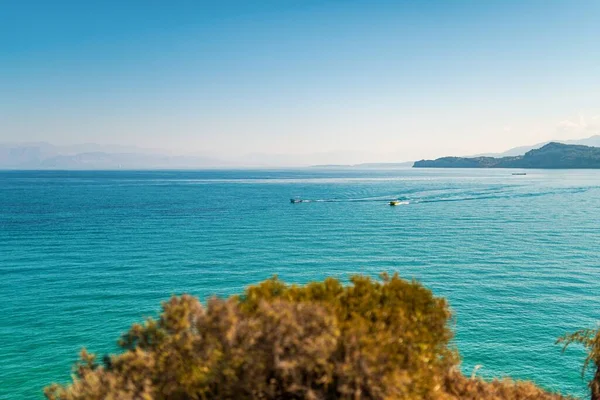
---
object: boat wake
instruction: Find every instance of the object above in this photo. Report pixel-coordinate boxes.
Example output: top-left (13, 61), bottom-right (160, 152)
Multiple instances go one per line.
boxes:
top-left (291, 197), bottom-right (409, 204)
top-left (291, 186), bottom-right (594, 206)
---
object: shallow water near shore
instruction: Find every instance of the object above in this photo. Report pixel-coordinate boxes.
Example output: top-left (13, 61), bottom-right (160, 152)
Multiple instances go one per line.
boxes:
top-left (1, 168), bottom-right (599, 399)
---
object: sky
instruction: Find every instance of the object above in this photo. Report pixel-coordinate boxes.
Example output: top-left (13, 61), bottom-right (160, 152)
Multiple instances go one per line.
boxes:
top-left (1, 0), bottom-right (600, 163)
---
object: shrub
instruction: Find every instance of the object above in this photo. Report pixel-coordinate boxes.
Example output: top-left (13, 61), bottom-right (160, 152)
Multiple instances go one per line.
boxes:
top-left (45, 274), bottom-right (569, 399)
top-left (558, 328), bottom-right (600, 400)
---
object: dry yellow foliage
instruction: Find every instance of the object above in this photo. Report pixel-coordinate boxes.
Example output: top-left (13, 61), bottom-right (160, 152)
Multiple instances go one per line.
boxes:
top-left (45, 274), bottom-right (574, 399)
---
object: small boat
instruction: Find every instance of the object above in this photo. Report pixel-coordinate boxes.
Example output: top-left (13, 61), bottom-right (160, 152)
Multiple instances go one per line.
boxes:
top-left (512, 172), bottom-right (527, 176)
top-left (290, 198), bottom-right (303, 204)
top-left (389, 200), bottom-right (401, 206)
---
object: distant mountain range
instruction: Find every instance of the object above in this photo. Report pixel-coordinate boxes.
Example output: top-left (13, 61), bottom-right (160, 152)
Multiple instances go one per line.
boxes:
top-left (310, 135), bottom-right (600, 169)
top-left (0, 143), bottom-right (396, 169)
top-left (3, 135), bottom-right (600, 169)
top-left (414, 142), bottom-right (600, 168)
top-left (312, 162), bottom-right (414, 168)
top-left (475, 135), bottom-right (600, 157)
top-left (0, 143), bottom-right (226, 169)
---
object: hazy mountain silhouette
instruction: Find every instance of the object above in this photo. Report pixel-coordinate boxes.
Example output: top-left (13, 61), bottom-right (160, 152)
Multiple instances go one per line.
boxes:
top-left (0, 143), bottom-right (226, 169)
top-left (477, 135), bottom-right (600, 157)
top-left (0, 143), bottom-right (404, 169)
top-left (3, 136), bottom-right (600, 169)
top-left (414, 142), bottom-right (600, 169)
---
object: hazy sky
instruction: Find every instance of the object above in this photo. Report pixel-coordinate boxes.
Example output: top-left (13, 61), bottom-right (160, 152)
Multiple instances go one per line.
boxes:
top-left (2, 0), bottom-right (600, 162)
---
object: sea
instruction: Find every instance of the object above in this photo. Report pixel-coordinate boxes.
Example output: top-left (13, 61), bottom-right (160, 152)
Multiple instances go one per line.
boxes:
top-left (1, 168), bottom-right (599, 399)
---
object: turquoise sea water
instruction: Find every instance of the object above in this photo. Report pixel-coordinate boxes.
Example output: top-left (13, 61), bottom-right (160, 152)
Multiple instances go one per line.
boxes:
top-left (1, 168), bottom-right (599, 399)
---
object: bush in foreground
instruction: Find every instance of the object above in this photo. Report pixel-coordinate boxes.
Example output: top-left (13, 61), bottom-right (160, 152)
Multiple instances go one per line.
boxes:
top-left (45, 274), bottom-right (571, 399)
top-left (558, 329), bottom-right (600, 400)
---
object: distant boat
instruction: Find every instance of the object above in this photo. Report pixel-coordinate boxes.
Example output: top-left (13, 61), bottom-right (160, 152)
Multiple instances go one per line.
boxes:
top-left (389, 200), bottom-right (409, 206)
top-left (512, 172), bottom-right (527, 176)
top-left (290, 198), bottom-right (303, 203)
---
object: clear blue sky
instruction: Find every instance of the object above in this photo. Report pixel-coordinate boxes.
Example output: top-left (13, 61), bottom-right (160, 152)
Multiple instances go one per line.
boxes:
top-left (2, 0), bottom-right (599, 162)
